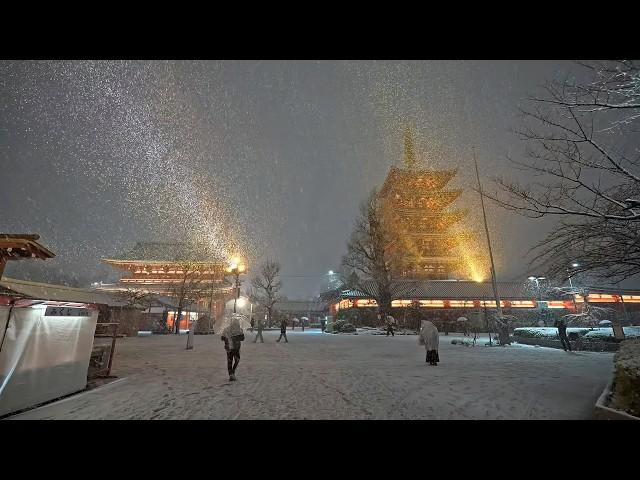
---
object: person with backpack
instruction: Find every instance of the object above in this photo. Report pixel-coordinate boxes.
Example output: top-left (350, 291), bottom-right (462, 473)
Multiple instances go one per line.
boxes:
top-left (277, 317), bottom-right (289, 343)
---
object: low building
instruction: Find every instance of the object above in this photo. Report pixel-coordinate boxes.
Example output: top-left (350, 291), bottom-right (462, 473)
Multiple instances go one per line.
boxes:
top-left (0, 277), bottom-right (143, 336)
top-left (0, 279), bottom-right (100, 417)
top-left (273, 300), bottom-right (327, 326)
top-left (322, 279), bottom-right (640, 329)
top-left (100, 242), bottom-right (237, 331)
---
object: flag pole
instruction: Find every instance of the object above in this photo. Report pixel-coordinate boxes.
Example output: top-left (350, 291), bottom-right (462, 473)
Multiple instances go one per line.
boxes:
top-left (473, 148), bottom-right (507, 344)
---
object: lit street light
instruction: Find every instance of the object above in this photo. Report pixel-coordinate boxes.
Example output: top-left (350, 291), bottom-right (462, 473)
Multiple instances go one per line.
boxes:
top-left (567, 262), bottom-right (580, 311)
top-left (226, 257), bottom-right (246, 313)
top-left (528, 276), bottom-right (547, 324)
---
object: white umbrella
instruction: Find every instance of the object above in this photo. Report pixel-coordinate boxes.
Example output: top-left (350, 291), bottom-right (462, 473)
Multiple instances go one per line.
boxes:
top-left (301, 316), bottom-right (309, 321)
top-left (292, 317), bottom-right (300, 323)
top-left (598, 320), bottom-right (612, 326)
top-left (456, 317), bottom-right (468, 322)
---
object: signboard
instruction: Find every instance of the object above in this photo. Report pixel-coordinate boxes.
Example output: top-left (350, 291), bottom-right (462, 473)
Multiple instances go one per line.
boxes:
top-left (44, 307), bottom-right (91, 317)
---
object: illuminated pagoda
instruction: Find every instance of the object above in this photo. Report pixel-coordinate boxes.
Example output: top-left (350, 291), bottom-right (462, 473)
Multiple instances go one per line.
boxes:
top-left (101, 242), bottom-right (237, 329)
top-left (379, 128), bottom-right (467, 280)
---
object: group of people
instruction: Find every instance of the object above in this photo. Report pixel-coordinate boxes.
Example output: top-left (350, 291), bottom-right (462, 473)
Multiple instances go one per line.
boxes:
top-left (222, 308), bottom-right (576, 382)
top-left (379, 313), bottom-right (440, 366)
top-left (379, 313), bottom-right (440, 365)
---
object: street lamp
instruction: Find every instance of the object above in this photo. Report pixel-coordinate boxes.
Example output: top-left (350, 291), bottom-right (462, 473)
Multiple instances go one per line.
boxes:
top-left (226, 258), bottom-right (246, 313)
top-left (527, 276), bottom-right (546, 291)
top-left (567, 262), bottom-right (580, 311)
top-left (528, 276), bottom-right (546, 324)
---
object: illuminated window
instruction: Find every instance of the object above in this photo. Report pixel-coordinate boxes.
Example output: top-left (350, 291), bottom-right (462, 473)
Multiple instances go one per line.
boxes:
top-left (510, 301), bottom-right (536, 308)
top-left (419, 300), bottom-right (445, 308)
top-left (449, 300), bottom-right (475, 308)
top-left (479, 300), bottom-right (508, 308)
top-left (355, 299), bottom-right (378, 307)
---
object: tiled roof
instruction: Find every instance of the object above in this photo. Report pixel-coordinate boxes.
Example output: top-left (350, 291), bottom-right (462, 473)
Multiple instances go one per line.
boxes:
top-left (273, 300), bottom-right (326, 313)
top-left (103, 242), bottom-right (227, 263)
top-left (339, 280), bottom-right (535, 300)
top-left (0, 278), bottom-right (128, 306)
top-left (379, 167), bottom-right (457, 198)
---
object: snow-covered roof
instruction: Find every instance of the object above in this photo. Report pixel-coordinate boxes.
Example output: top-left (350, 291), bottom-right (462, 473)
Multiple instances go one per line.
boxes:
top-left (274, 300), bottom-right (326, 313)
top-left (339, 280), bottom-right (535, 301)
top-left (103, 242), bottom-right (227, 264)
top-left (0, 277), bottom-right (128, 306)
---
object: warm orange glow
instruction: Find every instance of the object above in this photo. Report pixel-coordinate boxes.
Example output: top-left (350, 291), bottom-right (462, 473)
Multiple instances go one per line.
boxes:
top-left (419, 300), bottom-right (446, 308)
top-left (355, 299), bottom-right (378, 307)
top-left (392, 300), bottom-right (413, 308)
top-left (509, 300), bottom-right (536, 308)
top-left (479, 300), bottom-right (508, 308)
top-left (449, 300), bottom-right (477, 308)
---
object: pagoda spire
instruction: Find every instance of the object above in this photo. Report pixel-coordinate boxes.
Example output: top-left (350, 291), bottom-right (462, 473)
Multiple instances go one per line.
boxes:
top-left (403, 125), bottom-right (417, 170)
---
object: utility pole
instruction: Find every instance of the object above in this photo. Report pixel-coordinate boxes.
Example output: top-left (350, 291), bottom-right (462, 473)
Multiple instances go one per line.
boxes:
top-left (474, 149), bottom-right (508, 345)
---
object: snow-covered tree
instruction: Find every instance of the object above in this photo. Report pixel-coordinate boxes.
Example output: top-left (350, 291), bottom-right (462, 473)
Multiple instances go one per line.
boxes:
top-left (549, 286), bottom-right (616, 328)
top-left (166, 261), bottom-right (209, 334)
top-left (487, 60), bottom-right (640, 283)
top-left (342, 189), bottom-right (401, 316)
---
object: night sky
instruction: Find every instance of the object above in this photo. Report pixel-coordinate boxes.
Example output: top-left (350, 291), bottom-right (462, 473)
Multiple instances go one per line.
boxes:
top-left (1, 61), bottom-right (603, 298)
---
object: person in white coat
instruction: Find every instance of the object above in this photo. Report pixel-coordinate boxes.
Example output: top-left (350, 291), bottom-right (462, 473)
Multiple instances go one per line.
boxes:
top-left (419, 320), bottom-right (440, 366)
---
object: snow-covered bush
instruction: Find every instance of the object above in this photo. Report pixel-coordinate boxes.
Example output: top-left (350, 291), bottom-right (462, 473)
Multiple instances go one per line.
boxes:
top-left (611, 339), bottom-right (640, 417)
top-left (514, 326), bottom-right (640, 342)
top-left (332, 319), bottom-right (356, 333)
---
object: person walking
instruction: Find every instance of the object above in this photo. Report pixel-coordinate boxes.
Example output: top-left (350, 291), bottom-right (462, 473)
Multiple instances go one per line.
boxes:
top-left (554, 317), bottom-right (572, 352)
top-left (221, 314), bottom-right (245, 381)
top-left (419, 320), bottom-right (440, 366)
top-left (277, 317), bottom-right (289, 343)
top-left (320, 318), bottom-right (326, 332)
top-left (385, 313), bottom-right (396, 337)
top-left (250, 316), bottom-right (255, 332)
top-left (253, 317), bottom-right (265, 343)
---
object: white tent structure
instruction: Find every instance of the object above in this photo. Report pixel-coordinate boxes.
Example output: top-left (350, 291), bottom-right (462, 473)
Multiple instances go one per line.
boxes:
top-left (0, 292), bottom-right (99, 417)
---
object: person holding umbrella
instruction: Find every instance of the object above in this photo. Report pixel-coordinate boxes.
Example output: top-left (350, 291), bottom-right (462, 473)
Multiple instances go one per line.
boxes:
top-left (419, 320), bottom-right (440, 366)
top-left (457, 316), bottom-right (469, 336)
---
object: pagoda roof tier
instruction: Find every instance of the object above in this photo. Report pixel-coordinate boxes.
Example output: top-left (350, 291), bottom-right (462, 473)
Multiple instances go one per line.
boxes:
top-left (337, 280), bottom-right (535, 301)
top-left (103, 242), bottom-right (228, 266)
top-left (392, 209), bottom-right (467, 220)
top-left (387, 190), bottom-right (462, 211)
top-left (379, 167), bottom-right (458, 198)
top-left (392, 211), bottom-right (467, 230)
top-left (0, 234), bottom-right (55, 261)
top-left (400, 255), bottom-right (461, 263)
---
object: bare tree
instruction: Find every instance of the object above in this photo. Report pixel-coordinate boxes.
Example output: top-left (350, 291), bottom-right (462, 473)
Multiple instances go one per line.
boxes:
top-left (113, 288), bottom-right (156, 309)
top-left (251, 260), bottom-right (282, 327)
top-left (487, 60), bottom-right (640, 283)
top-left (342, 189), bottom-right (401, 316)
top-left (167, 261), bottom-right (209, 334)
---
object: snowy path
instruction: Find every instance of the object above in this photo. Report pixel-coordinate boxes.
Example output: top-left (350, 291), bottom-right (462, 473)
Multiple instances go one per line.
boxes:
top-left (7, 330), bottom-right (614, 420)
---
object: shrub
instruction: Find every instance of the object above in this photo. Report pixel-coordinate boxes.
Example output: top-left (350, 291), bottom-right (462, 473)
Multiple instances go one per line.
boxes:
top-left (332, 319), bottom-right (356, 333)
top-left (611, 339), bottom-right (640, 417)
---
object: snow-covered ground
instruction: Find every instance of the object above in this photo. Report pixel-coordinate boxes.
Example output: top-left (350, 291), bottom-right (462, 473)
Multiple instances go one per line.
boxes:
top-left (7, 329), bottom-right (614, 420)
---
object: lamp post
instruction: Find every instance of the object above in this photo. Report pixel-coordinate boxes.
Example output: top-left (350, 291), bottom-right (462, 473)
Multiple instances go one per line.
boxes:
top-left (528, 276), bottom-right (546, 325)
top-left (225, 258), bottom-right (246, 313)
top-left (567, 262), bottom-right (580, 312)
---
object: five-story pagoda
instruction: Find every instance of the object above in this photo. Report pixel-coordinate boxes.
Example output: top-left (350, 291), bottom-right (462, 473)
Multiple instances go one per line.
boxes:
top-left (379, 128), bottom-right (467, 279)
